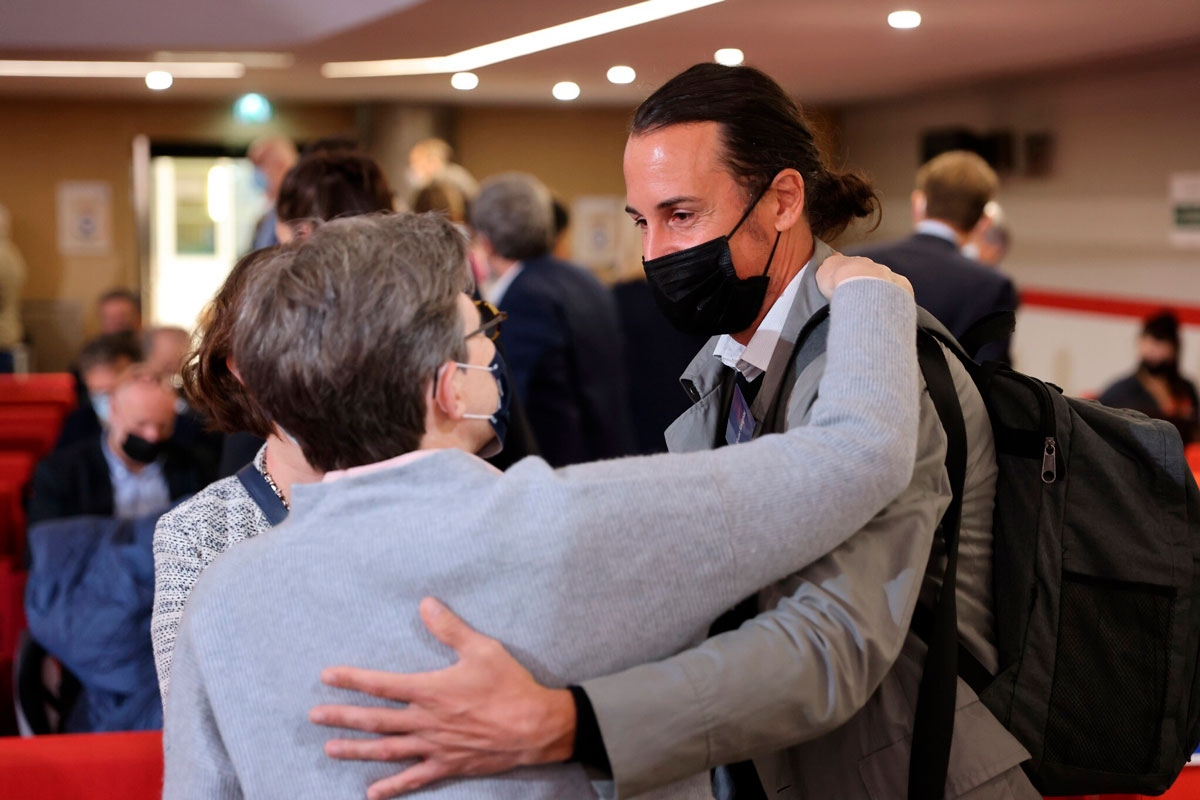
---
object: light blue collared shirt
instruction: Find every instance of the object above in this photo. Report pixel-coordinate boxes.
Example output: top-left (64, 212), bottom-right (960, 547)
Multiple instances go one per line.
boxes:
top-left (101, 437), bottom-right (172, 519)
top-left (914, 218), bottom-right (961, 245)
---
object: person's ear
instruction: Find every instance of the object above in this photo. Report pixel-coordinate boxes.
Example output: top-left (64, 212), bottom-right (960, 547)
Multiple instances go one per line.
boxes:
top-left (226, 356), bottom-right (244, 384)
top-left (431, 362), bottom-right (467, 420)
top-left (911, 190), bottom-right (927, 223)
top-left (769, 169), bottom-right (806, 232)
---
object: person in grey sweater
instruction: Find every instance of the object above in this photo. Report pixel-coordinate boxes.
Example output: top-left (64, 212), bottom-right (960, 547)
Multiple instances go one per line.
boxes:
top-left (162, 212), bottom-right (918, 799)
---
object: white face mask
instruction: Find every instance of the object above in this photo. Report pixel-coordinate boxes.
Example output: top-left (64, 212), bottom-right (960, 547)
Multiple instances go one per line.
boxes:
top-left (90, 393), bottom-right (112, 426)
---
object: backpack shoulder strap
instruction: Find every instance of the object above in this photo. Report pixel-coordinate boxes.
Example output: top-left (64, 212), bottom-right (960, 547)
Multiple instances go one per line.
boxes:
top-left (909, 330), bottom-right (969, 800)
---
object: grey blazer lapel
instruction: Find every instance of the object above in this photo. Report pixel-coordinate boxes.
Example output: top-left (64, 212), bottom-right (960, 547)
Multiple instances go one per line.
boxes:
top-left (750, 240), bottom-right (835, 428)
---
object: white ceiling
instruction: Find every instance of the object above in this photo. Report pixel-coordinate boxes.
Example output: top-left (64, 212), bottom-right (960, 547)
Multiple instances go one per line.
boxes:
top-left (1, 0), bottom-right (1199, 105)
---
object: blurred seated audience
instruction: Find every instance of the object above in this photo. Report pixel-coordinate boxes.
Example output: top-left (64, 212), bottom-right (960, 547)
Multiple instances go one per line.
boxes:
top-left (471, 172), bottom-right (634, 466)
top-left (1099, 310), bottom-right (1198, 444)
top-left (56, 332), bottom-right (142, 451)
top-left (152, 248), bottom-right (323, 699)
top-left (219, 148), bottom-right (396, 475)
top-left (852, 149), bottom-right (1019, 363)
top-left (22, 506), bottom-right (176, 733)
top-left (963, 199), bottom-right (1011, 267)
top-left (248, 135), bottom-right (298, 250)
top-left (29, 365), bottom-right (214, 526)
top-left (96, 288), bottom-right (142, 336)
top-left (407, 137), bottom-right (478, 204)
top-left (0, 203), bottom-right (26, 373)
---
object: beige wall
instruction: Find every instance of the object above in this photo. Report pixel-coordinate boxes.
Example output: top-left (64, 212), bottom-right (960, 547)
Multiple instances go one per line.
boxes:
top-left (0, 98), bottom-right (356, 339)
top-left (837, 48), bottom-right (1200, 301)
top-left (454, 106), bottom-right (635, 204)
top-left (454, 104), bottom-right (843, 207)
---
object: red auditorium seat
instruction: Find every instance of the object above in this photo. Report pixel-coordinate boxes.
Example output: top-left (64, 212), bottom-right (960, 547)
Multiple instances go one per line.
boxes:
top-left (0, 405), bottom-right (64, 460)
top-left (0, 730), bottom-right (163, 799)
top-left (1186, 443), bottom-right (1200, 483)
top-left (0, 451), bottom-right (34, 559)
top-left (0, 374), bottom-right (78, 414)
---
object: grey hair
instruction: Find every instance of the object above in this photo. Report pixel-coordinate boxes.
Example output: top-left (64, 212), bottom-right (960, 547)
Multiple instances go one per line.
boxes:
top-left (231, 212), bottom-right (473, 472)
top-left (468, 172), bottom-right (554, 261)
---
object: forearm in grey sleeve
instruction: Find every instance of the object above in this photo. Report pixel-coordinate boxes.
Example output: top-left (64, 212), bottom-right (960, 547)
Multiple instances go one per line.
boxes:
top-left (161, 615), bottom-right (242, 800)
top-left (560, 279), bottom-right (920, 613)
top-left (583, 391), bottom-right (951, 797)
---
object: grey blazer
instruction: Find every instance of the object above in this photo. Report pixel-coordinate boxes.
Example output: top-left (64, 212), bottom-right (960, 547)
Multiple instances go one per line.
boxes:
top-left (162, 281), bottom-right (922, 799)
top-left (582, 240), bottom-right (1038, 799)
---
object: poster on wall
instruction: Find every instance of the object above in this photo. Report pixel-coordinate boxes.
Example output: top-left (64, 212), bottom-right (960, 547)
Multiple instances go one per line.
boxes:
top-left (56, 181), bottom-right (113, 256)
top-left (1169, 172), bottom-right (1200, 248)
top-left (570, 195), bottom-right (644, 285)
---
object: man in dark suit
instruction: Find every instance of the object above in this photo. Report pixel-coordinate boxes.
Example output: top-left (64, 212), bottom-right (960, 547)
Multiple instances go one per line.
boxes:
top-left (852, 150), bottom-right (1019, 363)
top-left (30, 367), bottom-right (212, 527)
top-left (471, 172), bottom-right (634, 467)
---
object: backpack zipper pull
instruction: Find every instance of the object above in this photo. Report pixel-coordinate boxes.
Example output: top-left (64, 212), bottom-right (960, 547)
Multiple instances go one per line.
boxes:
top-left (1042, 437), bottom-right (1057, 484)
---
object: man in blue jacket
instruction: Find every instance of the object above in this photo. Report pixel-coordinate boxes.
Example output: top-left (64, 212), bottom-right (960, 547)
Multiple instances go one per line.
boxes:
top-left (470, 173), bottom-right (634, 466)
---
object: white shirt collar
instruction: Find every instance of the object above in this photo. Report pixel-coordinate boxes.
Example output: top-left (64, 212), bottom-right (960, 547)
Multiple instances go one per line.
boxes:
top-left (914, 218), bottom-right (961, 245)
top-left (483, 263), bottom-right (523, 306)
top-left (712, 262), bottom-right (810, 382)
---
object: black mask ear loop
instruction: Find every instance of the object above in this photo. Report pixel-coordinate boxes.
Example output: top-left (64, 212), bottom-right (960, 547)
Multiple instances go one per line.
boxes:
top-left (728, 183), bottom-right (782, 278)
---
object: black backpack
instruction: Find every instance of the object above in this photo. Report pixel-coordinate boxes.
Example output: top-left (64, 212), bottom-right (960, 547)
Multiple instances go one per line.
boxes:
top-left (910, 312), bottom-right (1200, 798)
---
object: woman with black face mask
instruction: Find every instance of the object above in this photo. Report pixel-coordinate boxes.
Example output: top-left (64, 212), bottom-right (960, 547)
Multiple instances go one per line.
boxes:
top-left (1099, 310), bottom-right (1199, 444)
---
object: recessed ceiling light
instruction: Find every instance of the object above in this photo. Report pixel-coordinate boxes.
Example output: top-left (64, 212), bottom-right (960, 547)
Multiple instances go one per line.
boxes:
top-left (323, 0), bottom-right (725, 78)
top-left (607, 65), bottom-right (636, 84)
top-left (714, 48), bottom-right (744, 66)
top-left (451, 72), bottom-right (479, 90)
top-left (887, 10), bottom-right (921, 29)
top-left (553, 81), bottom-right (581, 101)
top-left (145, 71), bottom-right (173, 91)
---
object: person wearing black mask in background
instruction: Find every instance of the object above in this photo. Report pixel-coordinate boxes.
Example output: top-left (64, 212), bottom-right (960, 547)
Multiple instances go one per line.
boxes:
top-left (29, 365), bottom-right (213, 526)
top-left (1100, 310), bottom-right (1199, 444)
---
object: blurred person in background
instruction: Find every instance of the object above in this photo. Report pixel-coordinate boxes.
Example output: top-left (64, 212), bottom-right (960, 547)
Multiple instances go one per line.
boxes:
top-left (29, 365), bottom-right (213, 525)
top-left (96, 288), bottom-right (142, 336)
top-left (413, 179), bottom-right (468, 224)
top-left (853, 150), bottom-right (1019, 363)
top-left (0, 203), bottom-right (26, 373)
top-left (274, 149), bottom-right (395, 243)
top-left (407, 137), bottom-right (478, 204)
top-left (1099, 310), bottom-right (1198, 444)
top-left (471, 172), bottom-right (634, 466)
top-left (963, 200), bottom-right (1011, 267)
top-left (248, 135), bottom-right (299, 250)
top-left (143, 326), bottom-right (191, 378)
top-left (55, 332), bottom-right (142, 450)
top-left (152, 247), bottom-right (324, 701)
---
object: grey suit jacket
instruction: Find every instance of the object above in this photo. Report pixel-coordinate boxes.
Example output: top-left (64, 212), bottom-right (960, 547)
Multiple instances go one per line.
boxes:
top-left (582, 240), bottom-right (1036, 799)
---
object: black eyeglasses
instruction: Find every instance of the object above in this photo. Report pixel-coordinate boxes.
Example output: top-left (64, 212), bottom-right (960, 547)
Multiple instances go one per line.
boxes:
top-left (465, 299), bottom-right (507, 342)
